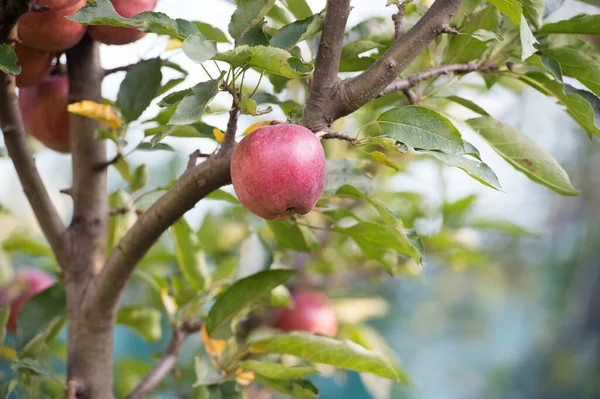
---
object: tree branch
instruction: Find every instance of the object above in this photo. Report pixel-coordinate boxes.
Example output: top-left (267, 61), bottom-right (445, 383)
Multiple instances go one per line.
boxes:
top-left (221, 97), bottom-right (239, 151)
top-left (335, 0), bottom-right (464, 117)
top-left (300, 0), bottom-right (351, 131)
top-left (103, 63), bottom-right (137, 77)
top-left (377, 62), bottom-right (496, 97)
top-left (392, 2), bottom-right (407, 41)
top-left (125, 321), bottom-right (203, 399)
top-left (0, 4), bottom-right (69, 267)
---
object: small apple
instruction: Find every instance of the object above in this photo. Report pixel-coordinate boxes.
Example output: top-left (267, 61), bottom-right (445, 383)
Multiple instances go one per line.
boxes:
top-left (231, 124), bottom-right (326, 220)
top-left (19, 73), bottom-right (71, 153)
top-left (14, 42), bottom-right (53, 88)
top-left (18, 0), bottom-right (86, 52)
top-left (275, 291), bottom-right (338, 337)
top-left (0, 267), bottom-right (55, 333)
top-left (88, 0), bottom-right (158, 45)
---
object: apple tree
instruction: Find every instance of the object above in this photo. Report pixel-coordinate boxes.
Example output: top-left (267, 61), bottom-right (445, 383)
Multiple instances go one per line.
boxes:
top-left (0, 0), bottom-right (598, 398)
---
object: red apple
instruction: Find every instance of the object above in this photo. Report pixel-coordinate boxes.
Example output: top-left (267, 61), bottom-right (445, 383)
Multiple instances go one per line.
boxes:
top-left (231, 124), bottom-right (326, 220)
top-left (18, 0), bottom-right (87, 52)
top-left (275, 291), bottom-right (338, 337)
top-left (88, 0), bottom-right (157, 45)
top-left (0, 268), bottom-right (55, 333)
top-left (19, 74), bottom-right (71, 153)
top-left (14, 42), bottom-right (54, 88)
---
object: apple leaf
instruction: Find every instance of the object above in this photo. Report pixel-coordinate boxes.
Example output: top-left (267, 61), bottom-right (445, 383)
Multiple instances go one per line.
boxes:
top-left (444, 7), bottom-right (499, 64)
top-left (519, 0), bottom-right (545, 29)
top-left (206, 189), bottom-right (240, 204)
top-left (540, 14), bottom-right (600, 34)
top-left (117, 58), bottom-right (163, 122)
top-left (266, 220), bottom-right (312, 253)
top-left (377, 106), bottom-right (466, 155)
top-left (107, 190), bottom-right (136, 252)
top-left (540, 46), bottom-right (600, 97)
top-left (467, 116), bottom-right (579, 196)
top-left (169, 218), bottom-right (209, 292)
top-left (229, 0), bottom-right (276, 41)
top-left (194, 22), bottom-right (230, 42)
top-left (16, 284), bottom-right (65, 351)
top-left (441, 96), bottom-right (490, 116)
top-left (254, 375), bottom-right (319, 399)
top-left (182, 34), bottom-right (218, 64)
top-left (212, 46), bottom-right (313, 78)
top-left (270, 13), bottom-right (324, 50)
top-left (0, 44), bottom-right (20, 75)
top-left (2, 234), bottom-right (53, 258)
top-left (520, 14), bottom-right (538, 61)
top-left (205, 269), bottom-right (296, 339)
top-left (252, 332), bottom-right (400, 380)
top-left (238, 360), bottom-right (319, 380)
top-left (488, 0), bottom-right (522, 25)
top-left (281, 0), bottom-right (313, 19)
top-left (116, 307), bottom-right (162, 343)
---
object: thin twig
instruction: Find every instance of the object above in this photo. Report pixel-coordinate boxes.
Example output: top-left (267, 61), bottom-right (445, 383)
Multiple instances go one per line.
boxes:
top-left (187, 149), bottom-right (210, 169)
top-left (392, 2), bottom-right (407, 41)
top-left (126, 321), bottom-right (202, 399)
top-left (96, 153), bottom-right (122, 170)
top-left (103, 63), bottom-right (138, 77)
top-left (109, 207), bottom-right (130, 216)
top-left (321, 130), bottom-right (357, 143)
top-left (221, 97), bottom-right (240, 152)
top-left (403, 88), bottom-right (420, 104)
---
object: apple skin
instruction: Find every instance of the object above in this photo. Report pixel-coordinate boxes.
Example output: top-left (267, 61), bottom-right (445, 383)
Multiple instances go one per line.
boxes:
top-left (18, 0), bottom-right (87, 52)
top-left (88, 0), bottom-right (157, 45)
top-left (19, 74), bottom-right (71, 153)
top-left (275, 291), bottom-right (338, 337)
top-left (231, 124), bottom-right (326, 220)
top-left (0, 268), bottom-right (55, 334)
top-left (14, 42), bottom-right (53, 88)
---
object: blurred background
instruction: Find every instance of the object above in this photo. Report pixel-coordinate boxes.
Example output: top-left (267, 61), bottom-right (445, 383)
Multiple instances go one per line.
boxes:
top-left (1, 0), bottom-right (600, 398)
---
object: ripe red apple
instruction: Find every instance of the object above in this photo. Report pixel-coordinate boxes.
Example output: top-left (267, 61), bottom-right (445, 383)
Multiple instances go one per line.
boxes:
top-left (231, 124), bottom-right (326, 220)
top-left (18, 0), bottom-right (87, 52)
top-left (0, 268), bottom-right (55, 333)
top-left (14, 42), bottom-right (53, 88)
top-left (275, 291), bottom-right (338, 337)
top-left (88, 0), bottom-right (157, 45)
top-left (19, 73), bottom-right (71, 153)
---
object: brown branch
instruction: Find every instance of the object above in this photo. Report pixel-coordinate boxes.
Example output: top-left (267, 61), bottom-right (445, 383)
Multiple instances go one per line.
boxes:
top-left (0, 10), bottom-right (69, 267)
top-left (321, 130), bottom-right (356, 143)
top-left (392, 2), bottom-right (407, 41)
top-left (187, 149), bottom-right (210, 169)
top-left (335, 0), bottom-right (465, 117)
top-left (377, 62), bottom-right (497, 97)
top-left (221, 98), bottom-right (240, 151)
top-left (103, 63), bottom-right (136, 77)
top-left (300, 0), bottom-right (351, 131)
top-left (125, 321), bottom-right (203, 399)
top-left (403, 88), bottom-right (420, 104)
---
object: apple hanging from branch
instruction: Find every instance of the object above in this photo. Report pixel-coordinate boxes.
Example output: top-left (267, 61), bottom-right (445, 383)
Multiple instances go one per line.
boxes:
top-left (276, 290), bottom-right (338, 337)
top-left (88, 0), bottom-right (158, 45)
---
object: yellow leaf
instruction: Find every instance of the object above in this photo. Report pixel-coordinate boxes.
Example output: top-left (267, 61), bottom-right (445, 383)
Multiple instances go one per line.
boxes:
top-left (160, 290), bottom-right (178, 317)
top-left (201, 325), bottom-right (227, 356)
top-left (369, 151), bottom-right (400, 171)
top-left (248, 342), bottom-right (268, 354)
top-left (0, 346), bottom-right (17, 361)
top-left (235, 368), bottom-right (255, 386)
top-left (165, 38), bottom-right (183, 51)
top-left (242, 121), bottom-right (273, 136)
top-left (213, 128), bottom-right (225, 143)
top-left (67, 101), bottom-right (121, 130)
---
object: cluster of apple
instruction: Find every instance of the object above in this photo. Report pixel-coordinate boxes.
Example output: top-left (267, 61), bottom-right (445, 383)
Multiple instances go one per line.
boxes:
top-left (16, 0), bottom-right (157, 153)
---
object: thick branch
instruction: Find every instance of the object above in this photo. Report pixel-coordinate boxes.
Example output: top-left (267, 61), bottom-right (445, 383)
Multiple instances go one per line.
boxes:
top-left (378, 62), bottom-right (495, 97)
top-left (0, 22), bottom-right (69, 266)
top-left (126, 321), bottom-right (202, 399)
top-left (336, 0), bottom-right (464, 117)
top-left (300, 0), bottom-right (351, 131)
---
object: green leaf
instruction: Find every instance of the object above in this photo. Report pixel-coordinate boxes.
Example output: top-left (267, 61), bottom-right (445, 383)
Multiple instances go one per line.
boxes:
top-left (106, 190), bottom-right (136, 253)
top-left (254, 375), bottom-right (319, 399)
top-left (540, 46), bottom-right (600, 97)
top-left (254, 332), bottom-right (400, 380)
top-left (167, 72), bottom-right (225, 126)
top-left (0, 44), bottom-right (20, 75)
top-left (20, 315), bottom-right (66, 359)
top-left (229, 0), bottom-right (276, 40)
top-left (116, 306), bottom-right (162, 342)
top-left (519, 0), bottom-right (545, 29)
top-left (117, 58), bottom-right (162, 122)
top-left (238, 20), bottom-right (269, 46)
top-left (520, 15), bottom-right (538, 61)
top-left (270, 285), bottom-right (292, 307)
top-left (130, 164), bottom-right (148, 193)
top-left (239, 97), bottom-right (272, 116)
top-left (206, 189), bottom-right (240, 204)
top-left (442, 96), bottom-right (490, 116)
top-left (324, 159), bottom-right (374, 196)
top-left (341, 40), bottom-right (385, 60)
top-left (2, 234), bottom-right (53, 258)
top-left (417, 150), bottom-right (502, 190)
top-left (238, 360), bottom-right (318, 380)
top-left (11, 358), bottom-right (54, 378)
top-left (69, 0), bottom-right (200, 40)
top-left (183, 35), bottom-right (218, 64)
top-left (467, 116), bottom-right (579, 196)
top-left (266, 220), bottom-right (311, 253)
top-left (205, 269), bottom-right (296, 339)
top-left (156, 78), bottom-right (186, 97)
top-left (369, 151), bottom-right (400, 171)
top-left (136, 142), bottom-right (175, 152)
top-left (194, 22), bottom-right (230, 42)
top-left (488, 0), bottom-right (522, 25)
top-left (0, 305), bottom-right (9, 346)
top-left (540, 14), bottom-right (600, 34)
top-left (377, 106), bottom-right (466, 155)
top-left (16, 284), bottom-right (65, 351)
top-left (471, 219), bottom-right (538, 236)
top-left (444, 7), bottom-right (499, 64)
top-left (270, 14), bottom-right (324, 50)
top-left (193, 356), bottom-right (225, 386)
top-left (170, 218), bottom-right (209, 292)
top-left (212, 46), bottom-right (313, 78)
top-left (282, 0), bottom-right (313, 19)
